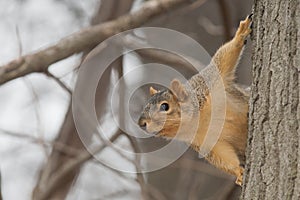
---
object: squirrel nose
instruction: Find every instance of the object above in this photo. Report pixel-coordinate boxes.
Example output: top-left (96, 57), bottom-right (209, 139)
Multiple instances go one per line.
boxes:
top-left (140, 122), bottom-right (147, 130)
top-left (138, 118), bottom-right (148, 130)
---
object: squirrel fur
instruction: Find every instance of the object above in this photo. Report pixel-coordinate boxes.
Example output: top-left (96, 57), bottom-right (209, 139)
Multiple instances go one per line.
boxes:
top-left (138, 15), bottom-right (253, 186)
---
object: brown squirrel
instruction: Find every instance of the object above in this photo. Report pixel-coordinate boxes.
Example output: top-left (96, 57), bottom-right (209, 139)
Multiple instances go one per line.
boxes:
top-left (138, 15), bottom-right (252, 186)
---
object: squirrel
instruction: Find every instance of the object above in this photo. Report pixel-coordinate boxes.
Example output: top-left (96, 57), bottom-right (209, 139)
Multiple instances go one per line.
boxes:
top-left (138, 14), bottom-right (253, 186)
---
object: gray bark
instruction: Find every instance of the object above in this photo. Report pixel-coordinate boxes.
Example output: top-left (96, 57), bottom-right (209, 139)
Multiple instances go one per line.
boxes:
top-left (241, 0), bottom-right (300, 199)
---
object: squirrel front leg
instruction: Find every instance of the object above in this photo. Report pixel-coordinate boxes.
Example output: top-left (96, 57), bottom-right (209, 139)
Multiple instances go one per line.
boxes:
top-left (211, 14), bottom-right (252, 83)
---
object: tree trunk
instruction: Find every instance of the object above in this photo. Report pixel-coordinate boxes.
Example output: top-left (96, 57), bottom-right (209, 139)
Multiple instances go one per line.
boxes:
top-left (241, 0), bottom-right (300, 199)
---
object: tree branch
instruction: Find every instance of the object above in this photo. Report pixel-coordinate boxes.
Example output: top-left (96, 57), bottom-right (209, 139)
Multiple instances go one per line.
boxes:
top-left (36, 131), bottom-right (122, 200)
top-left (217, 0), bottom-right (233, 41)
top-left (120, 35), bottom-right (205, 73)
top-left (0, 0), bottom-right (190, 86)
top-left (33, 1), bottom-right (134, 199)
top-left (45, 71), bottom-right (72, 94)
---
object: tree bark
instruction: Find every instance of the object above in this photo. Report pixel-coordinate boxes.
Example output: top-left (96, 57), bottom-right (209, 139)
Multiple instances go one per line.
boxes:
top-left (241, 0), bottom-right (300, 199)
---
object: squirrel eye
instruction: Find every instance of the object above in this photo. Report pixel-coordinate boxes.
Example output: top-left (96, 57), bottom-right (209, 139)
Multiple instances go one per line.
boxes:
top-left (160, 103), bottom-right (169, 111)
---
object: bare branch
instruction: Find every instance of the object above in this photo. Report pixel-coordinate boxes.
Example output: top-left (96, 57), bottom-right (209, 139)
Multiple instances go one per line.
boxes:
top-left (45, 71), bottom-right (72, 94)
top-left (177, 0), bottom-right (207, 14)
top-left (33, 1), bottom-right (134, 199)
top-left (122, 135), bottom-right (169, 200)
top-left (198, 17), bottom-right (224, 36)
top-left (91, 159), bottom-right (136, 183)
top-left (0, 128), bottom-right (80, 157)
top-left (36, 131), bottom-right (122, 200)
top-left (94, 132), bottom-right (142, 168)
top-left (15, 25), bottom-right (23, 57)
top-left (0, 0), bottom-right (191, 86)
top-left (123, 135), bottom-right (147, 195)
top-left (217, 0), bottom-right (233, 41)
top-left (4, 74), bottom-right (139, 199)
top-left (121, 36), bottom-right (205, 72)
top-left (23, 78), bottom-right (49, 156)
top-left (0, 128), bottom-right (37, 141)
top-left (97, 189), bottom-right (129, 200)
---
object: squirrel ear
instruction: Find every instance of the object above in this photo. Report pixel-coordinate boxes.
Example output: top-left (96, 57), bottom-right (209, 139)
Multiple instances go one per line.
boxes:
top-left (170, 79), bottom-right (188, 102)
top-left (149, 86), bottom-right (158, 96)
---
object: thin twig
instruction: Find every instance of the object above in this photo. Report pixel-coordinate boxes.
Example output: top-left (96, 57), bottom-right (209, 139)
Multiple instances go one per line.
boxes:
top-left (23, 77), bottom-right (48, 156)
top-left (217, 0), bottom-right (233, 41)
top-left (96, 189), bottom-right (129, 200)
top-left (0, 128), bottom-right (80, 157)
top-left (45, 70), bottom-right (73, 94)
top-left (144, 184), bottom-right (169, 200)
top-left (0, 126), bottom-right (145, 197)
top-left (15, 25), bottom-right (23, 57)
top-left (121, 35), bottom-right (205, 72)
top-left (178, 0), bottom-right (207, 14)
top-left (0, 127), bottom-right (103, 200)
top-left (91, 158), bottom-right (136, 182)
top-left (124, 135), bottom-right (147, 196)
top-left (36, 131), bottom-right (122, 200)
top-left (0, 128), bottom-right (40, 142)
top-left (34, 1), bottom-right (133, 199)
top-left (123, 134), bottom-right (168, 200)
top-left (198, 17), bottom-right (224, 36)
top-left (69, 71), bottom-right (141, 170)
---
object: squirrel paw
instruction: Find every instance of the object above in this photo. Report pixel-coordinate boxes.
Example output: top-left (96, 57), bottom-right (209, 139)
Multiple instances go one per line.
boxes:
top-left (235, 176), bottom-right (243, 186)
top-left (235, 167), bottom-right (244, 186)
top-left (235, 14), bottom-right (253, 43)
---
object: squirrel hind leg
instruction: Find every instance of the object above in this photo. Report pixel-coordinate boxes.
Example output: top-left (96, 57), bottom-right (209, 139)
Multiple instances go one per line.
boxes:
top-left (207, 143), bottom-right (245, 186)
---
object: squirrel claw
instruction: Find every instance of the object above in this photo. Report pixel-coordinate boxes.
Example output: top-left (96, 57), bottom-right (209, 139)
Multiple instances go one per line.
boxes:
top-left (235, 167), bottom-right (244, 186)
top-left (235, 15), bottom-right (252, 43)
top-left (248, 13), bottom-right (254, 30)
top-left (247, 13), bottom-right (253, 20)
top-left (235, 178), bottom-right (243, 186)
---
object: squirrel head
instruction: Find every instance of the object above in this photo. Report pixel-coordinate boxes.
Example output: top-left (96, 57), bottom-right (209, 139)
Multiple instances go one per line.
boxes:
top-left (138, 79), bottom-right (198, 140)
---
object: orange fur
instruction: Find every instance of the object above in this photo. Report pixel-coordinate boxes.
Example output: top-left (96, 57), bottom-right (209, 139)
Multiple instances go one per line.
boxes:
top-left (139, 15), bottom-right (252, 186)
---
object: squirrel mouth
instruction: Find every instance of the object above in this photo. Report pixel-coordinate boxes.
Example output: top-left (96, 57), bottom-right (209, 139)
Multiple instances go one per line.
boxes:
top-left (145, 130), bottom-right (161, 136)
top-left (142, 130), bottom-right (160, 136)
top-left (153, 131), bottom-right (160, 136)
top-left (149, 131), bottom-right (159, 136)
top-left (154, 130), bottom-right (166, 137)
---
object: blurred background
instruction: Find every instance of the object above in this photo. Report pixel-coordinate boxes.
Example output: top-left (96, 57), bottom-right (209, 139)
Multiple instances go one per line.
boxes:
top-left (0, 0), bottom-right (253, 199)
